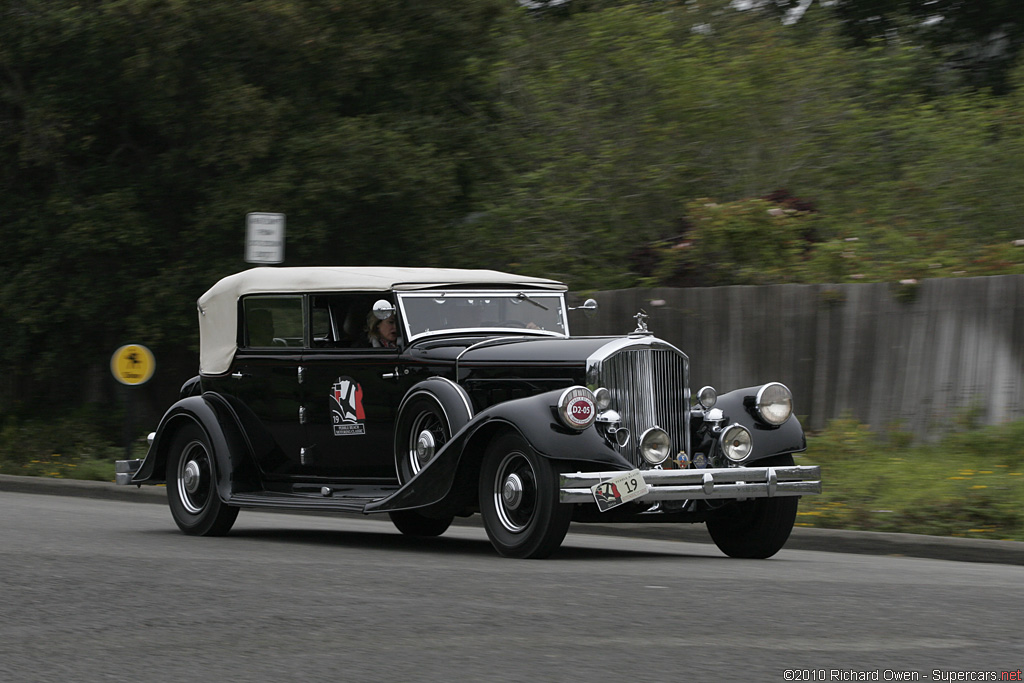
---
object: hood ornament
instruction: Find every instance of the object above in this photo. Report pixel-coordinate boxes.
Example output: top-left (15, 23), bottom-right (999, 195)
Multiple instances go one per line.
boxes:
top-left (632, 309), bottom-right (651, 335)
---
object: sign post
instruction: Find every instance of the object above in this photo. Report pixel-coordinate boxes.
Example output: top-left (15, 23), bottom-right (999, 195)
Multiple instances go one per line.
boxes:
top-left (111, 344), bottom-right (155, 459)
top-left (245, 212), bottom-right (286, 264)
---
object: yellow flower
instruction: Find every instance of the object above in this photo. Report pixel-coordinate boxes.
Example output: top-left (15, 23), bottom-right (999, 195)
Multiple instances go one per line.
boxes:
top-left (970, 485), bottom-right (988, 489)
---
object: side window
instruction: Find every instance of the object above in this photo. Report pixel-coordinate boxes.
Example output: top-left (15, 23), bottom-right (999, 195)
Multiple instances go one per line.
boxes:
top-left (306, 293), bottom-right (394, 349)
top-left (310, 296), bottom-right (334, 347)
top-left (242, 296), bottom-right (304, 348)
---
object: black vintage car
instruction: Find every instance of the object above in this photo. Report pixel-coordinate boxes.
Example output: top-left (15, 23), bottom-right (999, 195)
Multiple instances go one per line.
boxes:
top-left (117, 267), bottom-right (821, 558)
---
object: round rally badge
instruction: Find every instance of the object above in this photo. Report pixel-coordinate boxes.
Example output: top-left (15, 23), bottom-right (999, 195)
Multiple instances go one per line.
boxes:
top-left (558, 386), bottom-right (597, 430)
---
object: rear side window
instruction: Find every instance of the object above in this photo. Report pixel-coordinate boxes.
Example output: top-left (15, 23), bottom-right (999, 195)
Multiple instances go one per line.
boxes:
top-left (242, 296), bottom-right (304, 348)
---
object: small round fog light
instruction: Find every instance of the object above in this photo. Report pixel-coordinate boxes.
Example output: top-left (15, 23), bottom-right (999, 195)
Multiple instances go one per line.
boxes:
top-left (697, 385), bottom-right (718, 409)
top-left (593, 387), bottom-right (611, 411)
top-left (639, 427), bottom-right (671, 465)
top-left (720, 424), bottom-right (753, 462)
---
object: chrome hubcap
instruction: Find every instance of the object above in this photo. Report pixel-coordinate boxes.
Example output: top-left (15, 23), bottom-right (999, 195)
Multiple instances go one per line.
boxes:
top-left (415, 430), bottom-right (436, 468)
top-left (176, 440), bottom-right (210, 515)
top-left (406, 408), bottom-right (447, 479)
top-left (183, 460), bottom-right (201, 494)
top-left (493, 451), bottom-right (536, 534)
top-left (502, 473), bottom-right (524, 510)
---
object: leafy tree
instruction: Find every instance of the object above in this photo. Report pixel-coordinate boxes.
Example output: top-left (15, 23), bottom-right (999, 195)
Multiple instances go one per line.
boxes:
top-left (761, 0), bottom-right (1024, 93)
top-left (0, 0), bottom-right (508, 413)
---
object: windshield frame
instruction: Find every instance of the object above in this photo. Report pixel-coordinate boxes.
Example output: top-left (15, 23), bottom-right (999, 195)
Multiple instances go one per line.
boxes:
top-left (396, 290), bottom-right (570, 343)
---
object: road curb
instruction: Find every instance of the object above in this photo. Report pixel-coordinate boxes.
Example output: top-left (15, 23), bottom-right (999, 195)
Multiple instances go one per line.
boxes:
top-left (4, 473), bottom-right (1023, 565)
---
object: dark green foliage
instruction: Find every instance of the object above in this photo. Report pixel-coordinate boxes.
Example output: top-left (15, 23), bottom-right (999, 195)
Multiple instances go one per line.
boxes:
top-left (760, 0), bottom-right (1024, 93)
top-left (3, 1), bottom-right (1024, 417)
top-left (0, 0), bottom-right (507, 410)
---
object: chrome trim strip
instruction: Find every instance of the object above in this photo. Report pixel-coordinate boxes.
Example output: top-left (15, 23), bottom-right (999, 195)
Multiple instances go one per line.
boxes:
top-left (427, 376), bottom-right (475, 421)
top-left (455, 336), bottom-right (538, 379)
top-left (559, 465), bottom-right (821, 503)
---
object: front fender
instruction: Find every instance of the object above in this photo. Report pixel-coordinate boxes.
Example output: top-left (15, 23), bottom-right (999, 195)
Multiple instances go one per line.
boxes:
top-left (131, 394), bottom-right (259, 501)
top-left (366, 388), bottom-right (632, 514)
top-left (695, 386), bottom-right (806, 464)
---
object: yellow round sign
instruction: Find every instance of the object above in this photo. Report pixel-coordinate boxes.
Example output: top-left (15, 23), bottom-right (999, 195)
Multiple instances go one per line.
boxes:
top-left (111, 344), bottom-right (156, 386)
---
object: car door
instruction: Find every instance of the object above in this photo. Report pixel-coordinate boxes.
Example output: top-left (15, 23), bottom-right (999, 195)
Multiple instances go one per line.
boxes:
top-left (300, 294), bottom-right (406, 480)
top-left (220, 294), bottom-right (308, 479)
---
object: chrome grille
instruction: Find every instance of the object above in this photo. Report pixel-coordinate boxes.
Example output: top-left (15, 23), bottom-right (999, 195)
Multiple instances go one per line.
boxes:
top-left (590, 339), bottom-right (690, 468)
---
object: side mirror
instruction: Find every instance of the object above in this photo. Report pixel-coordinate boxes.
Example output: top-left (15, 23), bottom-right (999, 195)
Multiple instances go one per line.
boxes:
top-left (372, 299), bottom-right (396, 320)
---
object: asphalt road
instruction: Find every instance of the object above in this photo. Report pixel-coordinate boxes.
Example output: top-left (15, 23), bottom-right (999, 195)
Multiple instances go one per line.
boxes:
top-left (1, 487), bottom-right (1022, 682)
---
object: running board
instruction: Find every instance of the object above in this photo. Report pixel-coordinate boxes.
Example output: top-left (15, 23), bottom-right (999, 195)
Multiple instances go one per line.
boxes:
top-left (227, 487), bottom-right (397, 514)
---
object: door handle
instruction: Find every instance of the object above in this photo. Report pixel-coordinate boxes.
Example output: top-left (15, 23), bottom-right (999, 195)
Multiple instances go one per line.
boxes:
top-left (231, 372), bottom-right (249, 379)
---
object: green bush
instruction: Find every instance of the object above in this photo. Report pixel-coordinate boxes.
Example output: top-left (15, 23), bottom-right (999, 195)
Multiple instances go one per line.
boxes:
top-left (0, 414), bottom-right (141, 482)
top-left (800, 415), bottom-right (1024, 540)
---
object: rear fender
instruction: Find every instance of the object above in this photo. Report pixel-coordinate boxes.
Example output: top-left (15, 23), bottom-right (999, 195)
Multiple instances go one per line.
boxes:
top-left (132, 394), bottom-right (259, 500)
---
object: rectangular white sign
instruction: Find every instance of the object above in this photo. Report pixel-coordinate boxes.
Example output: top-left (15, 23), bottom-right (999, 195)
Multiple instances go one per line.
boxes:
top-left (245, 212), bottom-right (286, 264)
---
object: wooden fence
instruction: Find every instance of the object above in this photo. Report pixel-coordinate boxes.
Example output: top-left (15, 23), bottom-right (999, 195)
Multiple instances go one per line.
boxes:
top-left (569, 275), bottom-right (1024, 438)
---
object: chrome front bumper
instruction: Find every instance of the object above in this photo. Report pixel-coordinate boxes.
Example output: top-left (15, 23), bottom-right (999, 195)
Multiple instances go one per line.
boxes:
top-left (559, 465), bottom-right (821, 504)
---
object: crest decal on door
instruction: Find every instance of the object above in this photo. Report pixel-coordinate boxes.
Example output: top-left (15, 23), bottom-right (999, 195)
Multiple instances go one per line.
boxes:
top-left (330, 377), bottom-right (366, 436)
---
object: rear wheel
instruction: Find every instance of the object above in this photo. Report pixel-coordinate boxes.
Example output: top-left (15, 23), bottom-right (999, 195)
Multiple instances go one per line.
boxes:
top-left (705, 454), bottom-right (798, 559)
top-left (165, 423), bottom-right (238, 536)
top-left (389, 510), bottom-right (454, 537)
top-left (478, 431), bottom-right (572, 559)
top-left (395, 394), bottom-right (453, 484)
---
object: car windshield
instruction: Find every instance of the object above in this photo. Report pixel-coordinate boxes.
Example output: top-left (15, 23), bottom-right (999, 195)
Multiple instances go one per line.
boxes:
top-left (398, 291), bottom-right (568, 341)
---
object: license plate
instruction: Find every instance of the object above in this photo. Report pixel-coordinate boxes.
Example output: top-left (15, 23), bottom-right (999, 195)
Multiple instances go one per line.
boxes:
top-left (591, 469), bottom-right (649, 512)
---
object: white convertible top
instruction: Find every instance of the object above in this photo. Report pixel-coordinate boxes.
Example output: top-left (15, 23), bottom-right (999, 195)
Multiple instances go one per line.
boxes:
top-left (197, 267), bottom-right (566, 375)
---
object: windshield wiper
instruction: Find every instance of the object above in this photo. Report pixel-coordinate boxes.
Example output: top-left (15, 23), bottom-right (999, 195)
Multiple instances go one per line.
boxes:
top-left (515, 292), bottom-right (549, 311)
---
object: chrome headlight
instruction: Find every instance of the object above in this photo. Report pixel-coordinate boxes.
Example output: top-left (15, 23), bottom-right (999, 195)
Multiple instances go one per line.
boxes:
top-left (720, 424), bottom-right (753, 462)
top-left (755, 382), bottom-right (793, 426)
top-left (557, 386), bottom-right (597, 430)
top-left (639, 427), bottom-right (671, 465)
top-left (593, 386), bottom-right (611, 411)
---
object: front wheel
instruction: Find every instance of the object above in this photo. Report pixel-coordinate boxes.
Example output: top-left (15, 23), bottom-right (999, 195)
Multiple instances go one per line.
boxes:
top-left (705, 454), bottom-right (799, 559)
top-left (478, 431), bottom-right (572, 559)
top-left (165, 423), bottom-right (239, 536)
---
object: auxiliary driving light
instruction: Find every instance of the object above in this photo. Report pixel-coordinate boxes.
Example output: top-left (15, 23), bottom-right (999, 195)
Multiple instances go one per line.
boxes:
top-left (720, 424), bottom-right (753, 462)
top-left (639, 427), bottom-right (671, 465)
